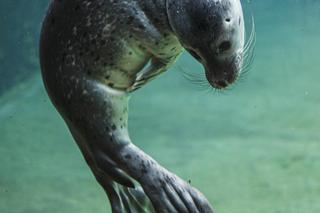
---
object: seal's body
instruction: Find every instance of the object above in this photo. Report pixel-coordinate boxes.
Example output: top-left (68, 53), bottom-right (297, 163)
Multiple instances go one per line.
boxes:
top-left (40, 0), bottom-right (248, 212)
top-left (41, 0), bottom-right (182, 92)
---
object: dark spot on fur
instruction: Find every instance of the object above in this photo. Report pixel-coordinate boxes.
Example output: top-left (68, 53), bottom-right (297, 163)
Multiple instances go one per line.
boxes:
top-left (140, 162), bottom-right (148, 174)
top-left (61, 52), bottom-right (67, 62)
top-left (154, 17), bottom-right (161, 24)
top-left (137, 24), bottom-right (145, 30)
top-left (94, 55), bottom-right (100, 62)
top-left (91, 38), bottom-right (96, 45)
top-left (127, 16), bottom-right (134, 25)
top-left (100, 40), bottom-right (106, 46)
top-left (74, 5), bottom-right (80, 11)
top-left (125, 154), bottom-right (132, 159)
top-left (111, 124), bottom-right (116, 130)
top-left (50, 18), bottom-right (55, 25)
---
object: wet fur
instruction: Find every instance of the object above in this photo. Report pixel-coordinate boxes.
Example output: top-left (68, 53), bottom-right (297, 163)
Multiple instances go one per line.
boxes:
top-left (40, 0), bottom-right (249, 212)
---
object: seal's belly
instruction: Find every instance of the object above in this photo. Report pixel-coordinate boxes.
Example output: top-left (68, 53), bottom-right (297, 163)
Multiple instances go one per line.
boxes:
top-left (94, 35), bottom-right (182, 90)
top-left (99, 40), bottom-right (151, 90)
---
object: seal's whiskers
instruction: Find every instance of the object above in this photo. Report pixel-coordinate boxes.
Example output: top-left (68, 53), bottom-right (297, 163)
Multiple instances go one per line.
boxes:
top-left (239, 15), bottom-right (256, 79)
top-left (176, 63), bottom-right (212, 91)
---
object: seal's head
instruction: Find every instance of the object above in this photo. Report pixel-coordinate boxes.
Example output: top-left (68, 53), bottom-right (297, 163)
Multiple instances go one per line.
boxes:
top-left (167, 0), bottom-right (251, 89)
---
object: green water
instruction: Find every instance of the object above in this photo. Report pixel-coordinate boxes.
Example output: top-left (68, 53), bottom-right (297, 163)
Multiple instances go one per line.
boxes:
top-left (1, 1), bottom-right (320, 213)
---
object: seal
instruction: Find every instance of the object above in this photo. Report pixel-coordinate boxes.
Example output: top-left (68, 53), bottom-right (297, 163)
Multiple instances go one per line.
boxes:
top-left (40, 0), bottom-right (250, 212)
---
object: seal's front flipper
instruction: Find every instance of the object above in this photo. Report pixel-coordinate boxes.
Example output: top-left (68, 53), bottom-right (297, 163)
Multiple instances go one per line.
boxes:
top-left (128, 58), bottom-right (168, 92)
top-left (129, 53), bottom-right (181, 92)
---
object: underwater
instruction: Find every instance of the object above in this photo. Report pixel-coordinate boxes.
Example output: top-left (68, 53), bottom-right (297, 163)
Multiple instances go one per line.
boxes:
top-left (1, 0), bottom-right (320, 212)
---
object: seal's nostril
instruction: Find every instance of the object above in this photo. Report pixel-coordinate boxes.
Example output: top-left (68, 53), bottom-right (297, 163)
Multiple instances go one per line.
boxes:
top-left (225, 18), bottom-right (231, 22)
top-left (218, 41), bottom-right (231, 53)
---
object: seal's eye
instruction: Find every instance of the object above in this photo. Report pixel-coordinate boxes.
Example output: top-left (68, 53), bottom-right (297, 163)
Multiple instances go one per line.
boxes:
top-left (218, 41), bottom-right (231, 53)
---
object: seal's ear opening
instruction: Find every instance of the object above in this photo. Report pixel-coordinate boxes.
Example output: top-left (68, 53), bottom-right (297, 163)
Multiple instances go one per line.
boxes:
top-left (166, 0), bottom-right (194, 46)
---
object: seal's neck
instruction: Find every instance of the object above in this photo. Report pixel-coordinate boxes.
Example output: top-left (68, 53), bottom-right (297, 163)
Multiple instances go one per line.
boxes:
top-left (137, 0), bottom-right (174, 34)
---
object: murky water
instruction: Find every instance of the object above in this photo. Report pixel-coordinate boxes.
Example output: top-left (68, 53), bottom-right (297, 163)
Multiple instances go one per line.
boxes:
top-left (1, 1), bottom-right (320, 212)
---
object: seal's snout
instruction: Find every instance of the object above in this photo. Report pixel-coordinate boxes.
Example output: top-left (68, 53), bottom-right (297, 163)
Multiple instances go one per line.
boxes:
top-left (212, 80), bottom-right (228, 89)
top-left (205, 58), bottom-right (240, 89)
top-left (207, 72), bottom-right (238, 89)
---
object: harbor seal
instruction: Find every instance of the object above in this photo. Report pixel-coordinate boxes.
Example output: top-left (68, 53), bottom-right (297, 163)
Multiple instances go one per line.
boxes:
top-left (40, 0), bottom-right (251, 212)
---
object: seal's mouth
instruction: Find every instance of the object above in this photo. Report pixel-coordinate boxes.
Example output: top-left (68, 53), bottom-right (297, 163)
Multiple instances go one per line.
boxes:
top-left (186, 48), bottom-right (202, 63)
top-left (197, 46), bottom-right (244, 89)
top-left (185, 48), bottom-right (242, 90)
top-left (208, 75), bottom-right (238, 89)
top-left (204, 60), bottom-right (240, 89)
